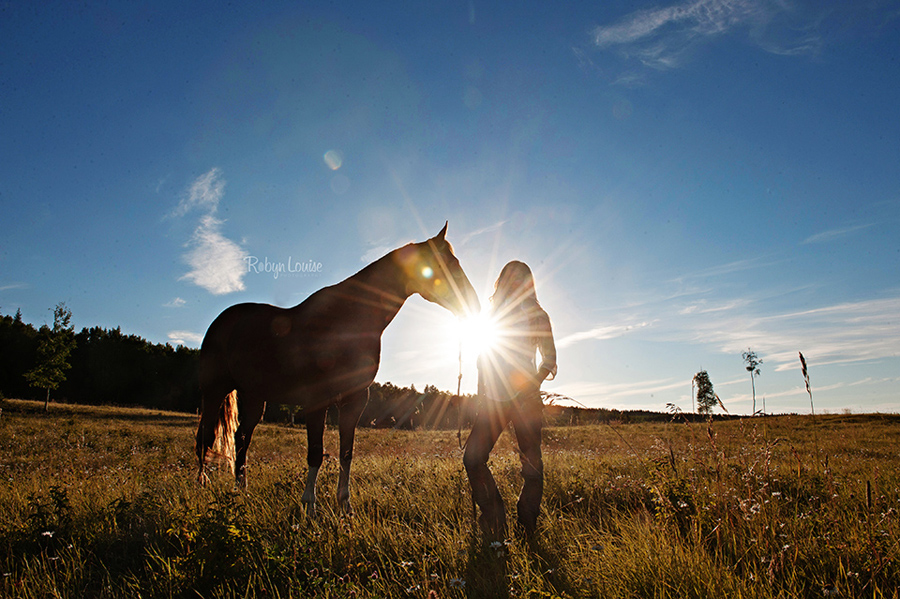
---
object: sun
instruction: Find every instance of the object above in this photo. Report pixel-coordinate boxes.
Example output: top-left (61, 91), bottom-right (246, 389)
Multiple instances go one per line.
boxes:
top-left (456, 309), bottom-right (500, 360)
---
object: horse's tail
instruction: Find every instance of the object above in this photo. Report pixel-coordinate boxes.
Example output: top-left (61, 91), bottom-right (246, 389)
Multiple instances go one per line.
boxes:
top-left (197, 389), bottom-right (239, 478)
top-left (212, 389), bottom-right (239, 473)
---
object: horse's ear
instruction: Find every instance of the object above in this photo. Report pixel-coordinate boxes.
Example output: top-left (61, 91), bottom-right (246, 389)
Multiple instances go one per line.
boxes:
top-left (436, 221), bottom-right (448, 241)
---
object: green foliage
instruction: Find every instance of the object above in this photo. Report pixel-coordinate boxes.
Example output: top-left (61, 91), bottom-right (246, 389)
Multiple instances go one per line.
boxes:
top-left (742, 349), bottom-right (763, 414)
top-left (692, 370), bottom-right (717, 415)
top-left (24, 303), bottom-right (75, 406)
top-left (0, 308), bottom-right (200, 411)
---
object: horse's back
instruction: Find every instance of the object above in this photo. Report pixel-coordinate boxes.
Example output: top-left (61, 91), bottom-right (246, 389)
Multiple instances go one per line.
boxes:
top-left (199, 291), bottom-right (380, 406)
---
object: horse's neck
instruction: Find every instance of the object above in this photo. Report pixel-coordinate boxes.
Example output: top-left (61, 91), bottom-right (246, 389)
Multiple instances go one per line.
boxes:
top-left (342, 250), bottom-right (410, 330)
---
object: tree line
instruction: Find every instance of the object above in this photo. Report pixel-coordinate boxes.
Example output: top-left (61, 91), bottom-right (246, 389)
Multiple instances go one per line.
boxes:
top-left (0, 307), bottom-right (200, 412)
top-left (2, 305), bottom-right (760, 426)
top-left (0, 306), bottom-right (542, 427)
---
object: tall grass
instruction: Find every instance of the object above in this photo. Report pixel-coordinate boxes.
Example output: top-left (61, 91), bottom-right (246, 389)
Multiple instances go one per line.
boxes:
top-left (1, 399), bottom-right (898, 598)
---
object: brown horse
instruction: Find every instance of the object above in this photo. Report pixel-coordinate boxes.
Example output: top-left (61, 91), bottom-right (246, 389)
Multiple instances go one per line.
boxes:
top-left (195, 223), bottom-right (480, 515)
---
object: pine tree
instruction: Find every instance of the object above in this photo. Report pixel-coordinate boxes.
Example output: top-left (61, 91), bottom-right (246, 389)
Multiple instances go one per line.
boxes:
top-left (692, 370), bottom-right (717, 415)
top-left (24, 303), bottom-right (75, 411)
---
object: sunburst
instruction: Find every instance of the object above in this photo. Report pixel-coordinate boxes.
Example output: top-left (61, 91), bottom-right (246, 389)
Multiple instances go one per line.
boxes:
top-left (455, 309), bottom-right (501, 361)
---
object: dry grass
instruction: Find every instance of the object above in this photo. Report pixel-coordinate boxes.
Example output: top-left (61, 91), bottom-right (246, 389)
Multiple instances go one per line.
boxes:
top-left (1, 398), bottom-right (898, 598)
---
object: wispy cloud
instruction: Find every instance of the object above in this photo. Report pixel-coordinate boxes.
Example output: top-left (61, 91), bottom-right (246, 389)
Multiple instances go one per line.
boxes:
top-left (170, 168), bottom-right (226, 218)
top-left (168, 330), bottom-right (204, 346)
top-left (458, 219), bottom-right (508, 245)
top-left (565, 285), bottom-right (900, 376)
top-left (802, 223), bottom-right (874, 245)
top-left (557, 319), bottom-right (655, 348)
top-left (173, 169), bottom-right (247, 295)
top-left (590, 0), bottom-right (823, 75)
top-left (675, 295), bottom-right (900, 372)
top-left (163, 297), bottom-right (186, 308)
top-left (553, 377), bottom-right (689, 403)
top-left (0, 282), bottom-right (29, 292)
top-left (360, 244), bottom-right (396, 264)
top-left (668, 255), bottom-right (782, 285)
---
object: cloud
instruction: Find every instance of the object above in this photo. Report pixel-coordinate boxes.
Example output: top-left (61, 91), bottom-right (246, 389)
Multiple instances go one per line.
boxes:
top-left (163, 297), bottom-right (186, 308)
top-left (802, 223), bottom-right (874, 245)
top-left (552, 377), bottom-right (689, 406)
top-left (173, 169), bottom-right (247, 295)
top-left (557, 319), bottom-right (655, 348)
top-left (590, 0), bottom-right (823, 74)
top-left (458, 219), bottom-right (508, 245)
top-left (668, 255), bottom-right (782, 286)
top-left (168, 330), bottom-right (204, 346)
top-left (181, 215), bottom-right (247, 295)
top-left (170, 167), bottom-right (226, 218)
top-left (360, 244), bottom-right (395, 264)
top-left (674, 295), bottom-right (900, 372)
top-left (0, 282), bottom-right (29, 292)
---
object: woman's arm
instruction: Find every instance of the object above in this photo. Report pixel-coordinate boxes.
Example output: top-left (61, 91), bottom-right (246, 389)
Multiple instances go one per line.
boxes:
top-left (535, 310), bottom-right (557, 385)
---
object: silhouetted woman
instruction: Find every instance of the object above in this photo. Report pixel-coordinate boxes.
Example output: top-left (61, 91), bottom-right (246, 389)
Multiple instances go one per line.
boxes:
top-left (464, 261), bottom-right (557, 541)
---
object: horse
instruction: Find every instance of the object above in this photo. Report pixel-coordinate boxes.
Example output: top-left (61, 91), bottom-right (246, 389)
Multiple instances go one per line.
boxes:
top-left (195, 223), bottom-right (480, 516)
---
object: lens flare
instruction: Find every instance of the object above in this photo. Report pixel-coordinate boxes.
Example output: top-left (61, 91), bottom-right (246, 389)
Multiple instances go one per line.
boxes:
top-left (323, 149), bottom-right (343, 170)
top-left (421, 266), bottom-right (433, 279)
top-left (457, 310), bottom-right (499, 359)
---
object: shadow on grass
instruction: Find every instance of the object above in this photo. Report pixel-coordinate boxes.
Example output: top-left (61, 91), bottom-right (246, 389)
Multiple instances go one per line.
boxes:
top-left (463, 525), bottom-right (577, 599)
top-left (465, 539), bottom-right (509, 599)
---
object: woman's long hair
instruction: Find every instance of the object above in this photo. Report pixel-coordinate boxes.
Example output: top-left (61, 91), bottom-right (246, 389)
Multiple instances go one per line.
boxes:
top-left (491, 260), bottom-right (541, 313)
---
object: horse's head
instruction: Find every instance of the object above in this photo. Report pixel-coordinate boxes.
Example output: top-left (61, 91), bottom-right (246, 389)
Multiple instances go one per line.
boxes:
top-left (396, 222), bottom-right (481, 317)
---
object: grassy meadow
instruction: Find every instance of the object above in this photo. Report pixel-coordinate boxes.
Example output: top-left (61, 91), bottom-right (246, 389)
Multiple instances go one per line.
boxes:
top-left (1, 398), bottom-right (898, 598)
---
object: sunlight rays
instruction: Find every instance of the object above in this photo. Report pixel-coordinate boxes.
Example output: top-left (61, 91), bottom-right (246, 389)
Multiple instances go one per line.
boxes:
top-left (455, 309), bottom-right (500, 361)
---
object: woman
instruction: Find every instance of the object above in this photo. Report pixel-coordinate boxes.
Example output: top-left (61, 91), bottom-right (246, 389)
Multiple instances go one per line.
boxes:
top-left (463, 261), bottom-right (557, 541)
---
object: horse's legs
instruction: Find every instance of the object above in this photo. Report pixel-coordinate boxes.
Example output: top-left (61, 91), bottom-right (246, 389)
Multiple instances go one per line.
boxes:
top-left (234, 395), bottom-right (265, 488)
top-left (336, 388), bottom-right (369, 512)
top-left (301, 407), bottom-right (327, 517)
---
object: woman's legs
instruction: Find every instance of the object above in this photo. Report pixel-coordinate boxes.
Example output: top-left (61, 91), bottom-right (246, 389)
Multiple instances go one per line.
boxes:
top-left (463, 400), bottom-right (510, 541)
top-left (512, 393), bottom-right (544, 536)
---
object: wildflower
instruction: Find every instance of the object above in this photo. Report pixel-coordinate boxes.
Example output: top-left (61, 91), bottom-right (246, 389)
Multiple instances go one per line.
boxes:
top-left (41, 531), bottom-right (55, 538)
top-left (400, 561), bottom-right (414, 568)
top-left (449, 578), bottom-right (466, 588)
top-left (406, 584), bottom-right (421, 593)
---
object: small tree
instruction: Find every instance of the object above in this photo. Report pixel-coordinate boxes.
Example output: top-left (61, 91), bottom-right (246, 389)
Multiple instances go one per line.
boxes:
top-left (741, 349), bottom-right (762, 415)
top-left (24, 303), bottom-right (75, 411)
top-left (279, 403), bottom-right (301, 425)
top-left (692, 370), bottom-right (718, 415)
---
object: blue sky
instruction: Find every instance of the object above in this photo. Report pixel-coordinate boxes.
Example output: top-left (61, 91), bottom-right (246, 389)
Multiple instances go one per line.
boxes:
top-left (2, 0), bottom-right (898, 414)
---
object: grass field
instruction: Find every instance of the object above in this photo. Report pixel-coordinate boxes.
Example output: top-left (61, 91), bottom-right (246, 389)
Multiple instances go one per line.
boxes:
top-left (1, 398), bottom-right (898, 598)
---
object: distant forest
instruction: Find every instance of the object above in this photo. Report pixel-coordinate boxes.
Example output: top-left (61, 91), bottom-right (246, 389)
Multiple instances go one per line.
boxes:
top-left (0, 309), bottom-right (684, 427)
